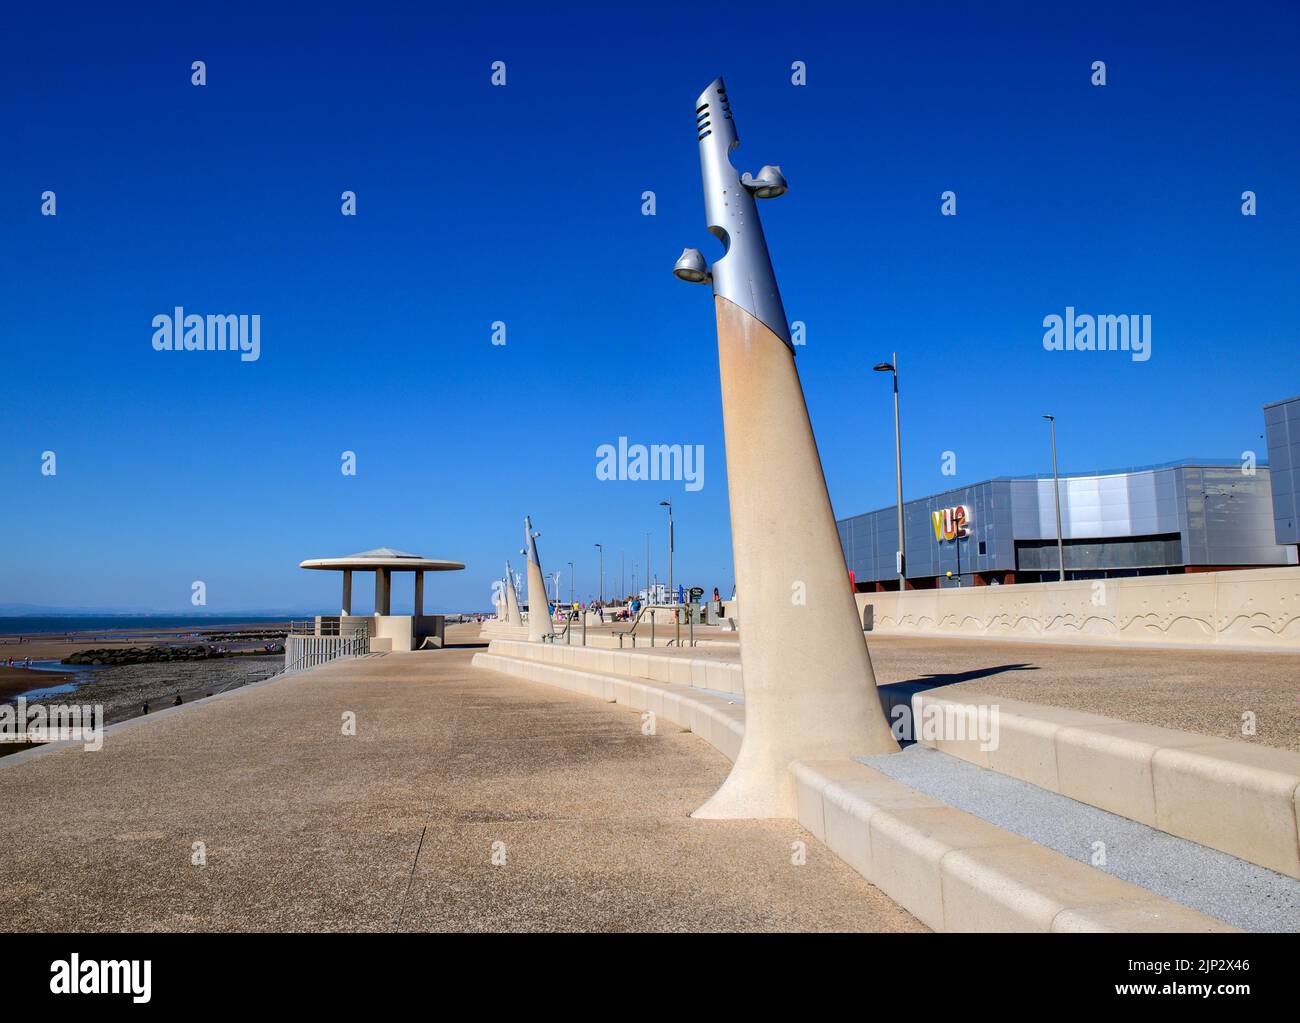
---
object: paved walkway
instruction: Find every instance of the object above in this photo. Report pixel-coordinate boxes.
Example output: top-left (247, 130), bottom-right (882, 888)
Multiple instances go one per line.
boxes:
top-left (0, 640), bottom-right (921, 933)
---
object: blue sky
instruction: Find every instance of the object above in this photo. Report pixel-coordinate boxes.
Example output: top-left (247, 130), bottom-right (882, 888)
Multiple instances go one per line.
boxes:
top-left (2, 1), bottom-right (1297, 612)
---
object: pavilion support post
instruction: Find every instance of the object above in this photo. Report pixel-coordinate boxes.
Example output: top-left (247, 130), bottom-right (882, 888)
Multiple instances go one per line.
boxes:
top-left (375, 569), bottom-right (392, 616)
top-left (341, 570), bottom-right (352, 616)
top-left (414, 571), bottom-right (424, 619)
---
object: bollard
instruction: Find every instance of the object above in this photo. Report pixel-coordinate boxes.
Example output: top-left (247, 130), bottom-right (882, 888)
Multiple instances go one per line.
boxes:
top-left (689, 614), bottom-right (694, 647)
top-left (582, 610), bottom-right (587, 646)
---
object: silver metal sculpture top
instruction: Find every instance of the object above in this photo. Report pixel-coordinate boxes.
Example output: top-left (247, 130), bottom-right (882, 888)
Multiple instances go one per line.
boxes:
top-left (522, 515), bottom-right (542, 567)
top-left (676, 76), bottom-right (792, 350)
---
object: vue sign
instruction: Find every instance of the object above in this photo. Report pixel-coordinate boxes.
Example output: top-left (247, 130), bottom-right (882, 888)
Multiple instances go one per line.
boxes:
top-left (931, 505), bottom-right (972, 542)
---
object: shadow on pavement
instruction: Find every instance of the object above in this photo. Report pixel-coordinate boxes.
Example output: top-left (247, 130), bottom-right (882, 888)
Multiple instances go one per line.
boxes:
top-left (877, 664), bottom-right (1039, 746)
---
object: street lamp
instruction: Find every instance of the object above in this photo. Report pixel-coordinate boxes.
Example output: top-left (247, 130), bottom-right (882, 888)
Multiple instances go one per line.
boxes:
top-left (567, 561), bottom-right (574, 609)
top-left (1043, 415), bottom-right (1065, 582)
top-left (658, 501), bottom-right (674, 605)
top-left (660, 499), bottom-right (677, 644)
top-left (874, 355), bottom-right (906, 590)
top-left (594, 543), bottom-right (604, 603)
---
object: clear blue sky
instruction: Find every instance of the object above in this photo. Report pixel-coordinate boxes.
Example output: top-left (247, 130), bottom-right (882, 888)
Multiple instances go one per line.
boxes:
top-left (2, 2), bottom-right (1297, 613)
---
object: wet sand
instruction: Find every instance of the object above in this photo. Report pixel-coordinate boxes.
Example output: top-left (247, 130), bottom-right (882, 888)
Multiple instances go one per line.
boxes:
top-left (0, 666), bottom-right (72, 701)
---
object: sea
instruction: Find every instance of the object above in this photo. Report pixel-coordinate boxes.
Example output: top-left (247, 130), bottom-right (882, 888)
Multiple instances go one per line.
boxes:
top-left (0, 616), bottom-right (294, 637)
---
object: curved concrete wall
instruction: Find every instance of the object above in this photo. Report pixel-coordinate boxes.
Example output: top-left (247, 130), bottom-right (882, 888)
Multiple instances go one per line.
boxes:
top-left (471, 641), bottom-right (1234, 931)
top-left (857, 566), bottom-right (1300, 650)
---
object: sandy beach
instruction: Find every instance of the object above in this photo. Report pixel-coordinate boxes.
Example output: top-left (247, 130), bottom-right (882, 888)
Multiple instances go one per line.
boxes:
top-left (0, 665), bottom-right (72, 701)
top-left (0, 621), bottom-right (289, 662)
top-left (0, 623), bottom-right (289, 739)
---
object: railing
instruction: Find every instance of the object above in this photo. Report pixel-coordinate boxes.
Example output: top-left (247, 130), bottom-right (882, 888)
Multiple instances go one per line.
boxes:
top-left (283, 620), bottom-right (370, 673)
top-left (616, 605), bottom-right (657, 648)
top-left (615, 604), bottom-right (698, 648)
top-left (289, 618), bottom-right (371, 638)
top-left (545, 617), bottom-right (574, 645)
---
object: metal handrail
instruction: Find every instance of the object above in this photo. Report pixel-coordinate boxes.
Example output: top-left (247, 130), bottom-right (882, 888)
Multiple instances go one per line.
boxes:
top-left (546, 617), bottom-right (573, 645)
top-left (615, 604), bottom-right (698, 648)
top-left (615, 605), bottom-right (657, 648)
top-left (289, 618), bottom-right (370, 639)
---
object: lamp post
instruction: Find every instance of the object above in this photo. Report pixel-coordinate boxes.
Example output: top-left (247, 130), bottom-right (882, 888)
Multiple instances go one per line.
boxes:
top-left (873, 355), bottom-right (905, 590)
top-left (660, 499), bottom-right (681, 644)
top-left (620, 549), bottom-right (625, 602)
top-left (645, 532), bottom-right (651, 602)
top-left (1043, 414), bottom-right (1065, 582)
top-left (659, 500), bottom-right (674, 601)
top-left (567, 561), bottom-right (574, 610)
top-left (594, 543), bottom-right (604, 604)
top-left (673, 76), bottom-right (899, 818)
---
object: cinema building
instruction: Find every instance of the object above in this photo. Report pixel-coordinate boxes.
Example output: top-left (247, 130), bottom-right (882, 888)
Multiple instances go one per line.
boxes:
top-left (837, 458), bottom-right (1298, 591)
top-left (1265, 395), bottom-right (1300, 556)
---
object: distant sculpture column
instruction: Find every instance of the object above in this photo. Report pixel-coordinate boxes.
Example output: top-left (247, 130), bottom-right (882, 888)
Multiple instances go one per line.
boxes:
top-left (341, 570), bottom-right (352, 616)
top-left (503, 561), bottom-right (524, 627)
top-left (677, 77), bottom-right (899, 820)
top-left (523, 516), bottom-right (555, 642)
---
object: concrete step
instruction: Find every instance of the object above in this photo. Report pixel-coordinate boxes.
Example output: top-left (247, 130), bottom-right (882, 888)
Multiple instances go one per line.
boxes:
top-left (471, 647), bottom-right (1234, 933)
top-left (910, 688), bottom-right (1300, 880)
top-left (484, 637), bottom-right (742, 694)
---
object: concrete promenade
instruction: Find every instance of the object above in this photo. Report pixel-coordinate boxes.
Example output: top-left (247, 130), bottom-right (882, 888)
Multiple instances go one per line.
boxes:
top-left (607, 629), bottom-right (1300, 752)
top-left (0, 630), bottom-right (921, 932)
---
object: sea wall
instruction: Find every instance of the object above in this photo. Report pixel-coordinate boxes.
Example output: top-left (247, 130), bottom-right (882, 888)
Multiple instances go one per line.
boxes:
top-left (856, 566), bottom-right (1300, 651)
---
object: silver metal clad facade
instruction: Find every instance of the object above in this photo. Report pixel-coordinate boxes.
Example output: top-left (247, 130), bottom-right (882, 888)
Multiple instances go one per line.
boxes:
top-left (1265, 397), bottom-right (1300, 545)
top-left (1178, 465), bottom-right (1289, 566)
top-left (836, 461), bottom-right (1293, 583)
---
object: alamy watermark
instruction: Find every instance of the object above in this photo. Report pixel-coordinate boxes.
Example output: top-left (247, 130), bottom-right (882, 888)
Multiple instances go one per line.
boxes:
top-left (595, 437), bottom-right (704, 492)
top-left (50, 955), bottom-right (150, 1003)
top-left (1042, 306), bottom-right (1151, 362)
top-left (890, 701), bottom-right (1000, 750)
top-left (1, 697), bottom-right (103, 751)
top-left (151, 307), bottom-right (260, 362)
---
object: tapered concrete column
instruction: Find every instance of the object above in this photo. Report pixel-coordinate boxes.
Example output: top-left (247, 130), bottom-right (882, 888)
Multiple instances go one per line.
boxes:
top-left (503, 562), bottom-right (523, 627)
top-left (523, 515), bottom-right (555, 642)
top-left (693, 299), bottom-right (900, 819)
top-left (374, 569), bottom-right (391, 616)
top-left (341, 570), bottom-right (352, 616)
top-left (414, 571), bottom-right (424, 619)
top-left (680, 78), bottom-right (898, 821)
